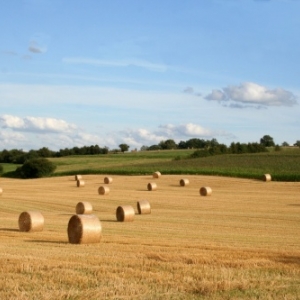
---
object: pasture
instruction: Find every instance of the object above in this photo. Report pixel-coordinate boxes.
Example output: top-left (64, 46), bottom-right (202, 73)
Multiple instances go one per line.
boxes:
top-left (0, 174), bottom-right (299, 299)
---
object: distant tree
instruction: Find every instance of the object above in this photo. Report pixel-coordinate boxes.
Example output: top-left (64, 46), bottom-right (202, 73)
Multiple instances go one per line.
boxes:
top-left (208, 138), bottom-right (219, 147)
top-left (37, 147), bottom-right (54, 157)
top-left (148, 145), bottom-right (160, 151)
top-left (177, 141), bottom-right (187, 149)
top-left (260, 135), bottom-right (275, 147)
top-left (159, 139), bottom-right (177, 150)
top-left (0, 164), bottom-right (3, 174)
top-left (294, 140), bottom-right (300, 147)
top-left (119, 144), bottom-right (130, 153)
top-left (140, 145), bottom-right (149, 151)
top-left (185, 138), bottom-right (207, 149)
top-left (282, 141), bottom-right (289, 147)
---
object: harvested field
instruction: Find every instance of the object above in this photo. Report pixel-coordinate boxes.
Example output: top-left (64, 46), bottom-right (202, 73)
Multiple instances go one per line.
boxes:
top-left (0, 175), bottom-right (299, 299)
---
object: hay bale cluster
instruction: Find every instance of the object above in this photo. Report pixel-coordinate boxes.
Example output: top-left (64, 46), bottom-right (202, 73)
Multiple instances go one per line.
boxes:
top-left (137, 200), bottom-right (151, 214)
top-left (116, 205), bottom-right (135, 222)
top-left (67, 214), bottom-right (102, 244)
top-left (153, 171), bottom-right (161, 178)
top-left (76, 201), bottom-right (93, 214)
top-left (18, 211), bottom-right (44, 232)
top-left (98, 186), bottom-right (110, 195)
top-left (263, 174), bottom-right (272, 182)
top-left (180, 179), bottom-right (189, 186)
top-left (76, 180), bottom-right (85, 187)
top-left (147, 182), bottom-right (157, 191)
top-left (200, 186), bottom-right (212, 196)
top-left (104, 176), bottom-right (113, 184)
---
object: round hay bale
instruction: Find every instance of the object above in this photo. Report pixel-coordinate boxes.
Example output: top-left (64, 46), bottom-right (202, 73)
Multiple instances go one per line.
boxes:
top-left (147, 182), bottom-right (157, 191)
top-left (137, 200), bottom-right (151, 214)
top-left (76, 201), bottom-right (93, 214)
top-left (116, 205), bottom-right (135, 222)
top-left (104, 176), bottom-right (113, 184)
top-left (153, 171), bottom-right (161, 178)
top-left (18, 211), bottom-right (44, 232)
top-left (200, 186), bottom-right (212, 196)
top-left (76, 180), bottom-right (85, 187)
top-left (67, 214), bottom-right (102, 244)
top-left (263, 174), bottom-right (272, 182)
top-left (180, 178), bottom-right (189, 186)
top-left (0, 187), bottom-right (3, 195)
top-left (98, 186), bottom-right (110, 195)
top-left (75, 175), bottom-right (82, 181)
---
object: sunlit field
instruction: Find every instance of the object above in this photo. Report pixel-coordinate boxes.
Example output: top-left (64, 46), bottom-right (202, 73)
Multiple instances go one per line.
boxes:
top-left (0, 174), bottom-right (299, 299)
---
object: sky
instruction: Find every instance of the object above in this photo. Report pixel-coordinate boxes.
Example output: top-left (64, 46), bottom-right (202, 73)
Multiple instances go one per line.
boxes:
top-left (0, 0), bottom-right (299, 151)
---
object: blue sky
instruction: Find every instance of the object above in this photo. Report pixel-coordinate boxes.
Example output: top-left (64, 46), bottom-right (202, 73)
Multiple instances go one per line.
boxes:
top-left (1, 0), bottom-right (299, 151)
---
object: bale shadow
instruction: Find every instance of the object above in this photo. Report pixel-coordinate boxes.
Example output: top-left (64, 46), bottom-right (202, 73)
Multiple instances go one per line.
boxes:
top-left (25, 240), bottom-right (68, 244)
top-left (0, 228), bottom-right (19, 232)
top-left (274, 255), bottom-right (300, 265)
top-left (100, 219), bottom-right (118, 223)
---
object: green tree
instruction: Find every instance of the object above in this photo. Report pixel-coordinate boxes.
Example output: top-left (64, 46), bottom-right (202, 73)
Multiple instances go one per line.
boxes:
top-left (260, 135), bottom-right (275, 147)
top-left (148, 145), bottom-right (160, 151)
top-left (119, 144), bottom-right (130, 152)
top-left (159, 139), bottom-right (177, 150)
top-left (16, 158), bottom-right (56, 179)
top-left (294, 140), bottom-right (300, 147)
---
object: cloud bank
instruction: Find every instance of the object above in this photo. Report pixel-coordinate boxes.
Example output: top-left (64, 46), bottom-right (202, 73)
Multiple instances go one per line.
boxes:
top-left (0, 115), bottom-right (77, 133)
top-left (205, 82), bottom-right (298, 108)
top-left (0, 114), bottom-right (230, 150)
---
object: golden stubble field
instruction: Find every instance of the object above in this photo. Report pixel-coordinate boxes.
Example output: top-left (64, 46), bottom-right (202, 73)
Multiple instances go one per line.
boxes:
top-left (0, 174), bottom-right (299, 300)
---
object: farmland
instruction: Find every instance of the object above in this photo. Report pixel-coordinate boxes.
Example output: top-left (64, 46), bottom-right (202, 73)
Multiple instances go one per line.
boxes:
top-left (41, 147), bottom-right (300, 182)
top-left (0, 171), bottom-right (300, 299)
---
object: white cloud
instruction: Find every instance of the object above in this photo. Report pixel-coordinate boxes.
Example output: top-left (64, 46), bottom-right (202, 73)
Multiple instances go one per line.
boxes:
top-left (0, 115), bottom-right (77, 133)
top-left (204, 89), bottom-right (227, 101)
top-left (158, 123), bottom-right (217, 138)
top-left (120, 128), bottom-right (166, 147)
top-left (0, 130), bottom-right (26, 147)
top-left (120, 123), bottom-right (231, 148)
top-left (205, 82), bottom-right (298, 107)
top-left (63, 57), bottom-right (167, 72)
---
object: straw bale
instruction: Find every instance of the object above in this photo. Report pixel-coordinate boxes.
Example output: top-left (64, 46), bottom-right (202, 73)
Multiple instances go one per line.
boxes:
top-left (153, 171), bottom-right (161, 178)
top-left (180, 178), bottom-right (189, 186)
top-left (76, 201), bottom-right (93, 214)
top-left (76, 180), bottom-right (85, 187)
top-left (98, 186), bottom-right (110, 195)
top-left (116, 205), bottom-right (135, 222)
top-left (137, 200), bottom-right (151, 214)
top-left (75, 175), bottom-right (82, 181)
top-left (263, 174), bottom-right (272, 182)
top-left (67, 214), bottom-right (102, 244)
top-left (147, 182), bottom-right (157, 191)
top-left (18, 211), bottom-right (44, 232)
top-left (200, 186), bottom-right (212, 196)
top-left (104, 176), bottom-right (113, 184)
top-left (0, 187), bottom-right (2, 195)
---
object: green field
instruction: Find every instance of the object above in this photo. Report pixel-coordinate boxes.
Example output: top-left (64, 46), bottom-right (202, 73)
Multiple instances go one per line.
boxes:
top-left (49, 147), bottom-right (300, 181)
top-left (1, 147), bottom-right (300, 181)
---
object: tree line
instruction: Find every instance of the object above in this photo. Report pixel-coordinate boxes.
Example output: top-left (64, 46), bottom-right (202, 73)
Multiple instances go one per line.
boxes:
top-left (0, 135), bottom-right (299, 165)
